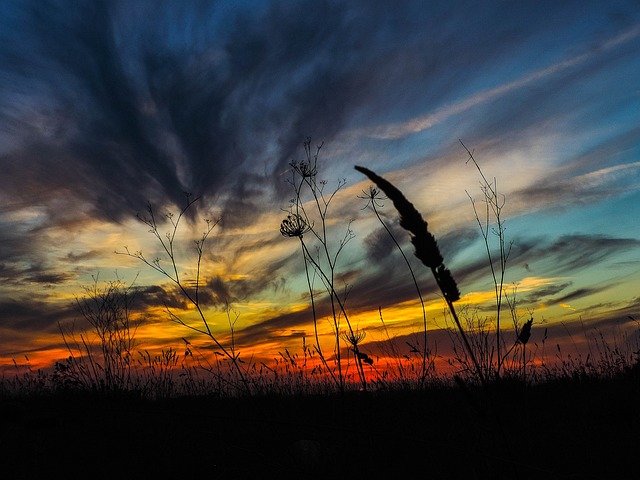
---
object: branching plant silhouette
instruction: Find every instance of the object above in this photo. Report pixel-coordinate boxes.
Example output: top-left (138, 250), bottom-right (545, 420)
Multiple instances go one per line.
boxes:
top-left (57, 274), bottom-right (139, 393)
top-left (117, 194), bottom-right (252, 396)
top-left (461, 140), bottom-right (514, 380)
top-left (281, 138), bottom-right (369, 392)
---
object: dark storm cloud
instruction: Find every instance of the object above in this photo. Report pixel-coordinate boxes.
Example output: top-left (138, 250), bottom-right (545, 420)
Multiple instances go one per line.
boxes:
top-left (64, 250), bottom-right (102, 263)
top-left (0, 258), bottom-right (74, 287)
top-left (1, 0), bottom-right (228, 220)
top-left (363, 224), bottom-right (401, 262)
top-left (0, 218), bottom-right (33, 260)
top-left (528, 286), bottom-right (615, 312)
top-left (24, 270), bottom-right (74, 285)
top-left (553, 287), bottom-right (607, 304)
top-left (438, 228), bottom-right (479, 261)
top-left (1, 0), bottom-right (391, 222)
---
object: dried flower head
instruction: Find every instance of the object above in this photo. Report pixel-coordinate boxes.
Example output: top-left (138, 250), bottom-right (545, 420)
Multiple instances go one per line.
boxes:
top-left (341, 329), bottom-right (373, 364)
top-left (291, 160), bottom-right (318, 179)
top-left (341, 329), bottom-right (366, 347)
top-left (280, 214), bottom-right (311, 238)
top-left (358, 185), bottom-right (386, 209)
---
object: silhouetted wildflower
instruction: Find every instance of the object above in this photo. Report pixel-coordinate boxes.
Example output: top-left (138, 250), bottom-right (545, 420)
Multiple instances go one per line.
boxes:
top-left (280, 214), bottom-right (311, 238)
top-left (341, 329), bottom-right (366, 347)
top-left (341, 329), bottom-right (374, 365)
top-left (358, 185), bottom-right (386, 210)
top-left (291, 160), bottom-right (317, 179)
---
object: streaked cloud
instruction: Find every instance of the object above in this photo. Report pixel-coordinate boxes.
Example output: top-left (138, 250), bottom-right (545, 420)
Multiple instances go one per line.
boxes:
top-left (363, 24), bottom-right (640, 141)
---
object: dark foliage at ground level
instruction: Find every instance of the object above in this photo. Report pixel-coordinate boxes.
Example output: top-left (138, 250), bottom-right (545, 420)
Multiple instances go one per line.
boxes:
top-left (1, 372), bottom-right (638, 479)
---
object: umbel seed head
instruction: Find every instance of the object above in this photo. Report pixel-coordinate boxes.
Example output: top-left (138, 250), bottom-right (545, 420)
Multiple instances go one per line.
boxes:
top-left (280, 214), bottom-right (310, 238)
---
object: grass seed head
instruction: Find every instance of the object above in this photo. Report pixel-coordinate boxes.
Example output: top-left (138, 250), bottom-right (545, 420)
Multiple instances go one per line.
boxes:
top-left (518, 318), bottom-right (533, 345)
top-left (355, 165), bottom-right (460, 300)
top-left (435, 265), bottom-right (460, 302)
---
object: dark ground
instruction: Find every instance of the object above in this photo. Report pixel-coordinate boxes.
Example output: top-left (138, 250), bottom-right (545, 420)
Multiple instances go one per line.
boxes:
top-left (1, 374), bottom-right (638, 479)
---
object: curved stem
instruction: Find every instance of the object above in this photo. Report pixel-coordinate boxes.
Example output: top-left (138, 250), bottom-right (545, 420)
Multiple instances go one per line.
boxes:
top-left (371, 203), bottom-right (430, 385)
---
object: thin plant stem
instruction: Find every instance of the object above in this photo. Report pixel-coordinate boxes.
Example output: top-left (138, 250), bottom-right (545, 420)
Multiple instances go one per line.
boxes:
top-left (460, 140), bottom-right (513, 379)
top-left (363, 190), bottom-right (430, 386)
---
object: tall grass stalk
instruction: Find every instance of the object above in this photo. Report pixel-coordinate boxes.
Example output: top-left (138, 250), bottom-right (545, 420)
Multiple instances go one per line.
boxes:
top-left (355, 166), bottom-right (487, 386)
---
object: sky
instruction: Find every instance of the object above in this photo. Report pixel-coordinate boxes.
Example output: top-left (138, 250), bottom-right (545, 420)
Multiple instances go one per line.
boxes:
top-left (1, 0), bottom-right (639, 375)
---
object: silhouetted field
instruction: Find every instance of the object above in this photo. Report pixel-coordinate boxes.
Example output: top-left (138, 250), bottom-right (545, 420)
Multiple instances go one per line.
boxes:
top-left (3, 154), bottom-right (637, 479)
top-left (1, 370), bottom-right (638, 479)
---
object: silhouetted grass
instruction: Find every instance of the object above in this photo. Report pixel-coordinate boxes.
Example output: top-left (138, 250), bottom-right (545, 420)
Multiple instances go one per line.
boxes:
top-left (2, 304), bottom-right (639, 478)
top-left (3, 142), bottom-right (639, 478)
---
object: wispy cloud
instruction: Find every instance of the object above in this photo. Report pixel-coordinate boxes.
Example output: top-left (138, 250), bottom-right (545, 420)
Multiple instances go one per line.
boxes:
top-left (365, 23), bottom-right (640, 140)
top-left (515, 160), bottom-right (640, 208)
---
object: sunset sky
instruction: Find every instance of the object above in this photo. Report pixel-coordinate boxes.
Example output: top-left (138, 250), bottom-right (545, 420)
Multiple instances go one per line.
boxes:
top-left (1, 0), bottom-right (639, 374)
